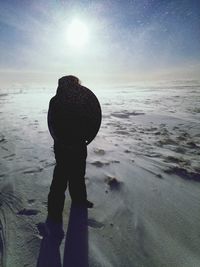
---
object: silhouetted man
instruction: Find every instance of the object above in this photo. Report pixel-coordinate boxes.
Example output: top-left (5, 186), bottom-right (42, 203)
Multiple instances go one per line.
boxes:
top-left (47, 75), bottom-right (101, 222)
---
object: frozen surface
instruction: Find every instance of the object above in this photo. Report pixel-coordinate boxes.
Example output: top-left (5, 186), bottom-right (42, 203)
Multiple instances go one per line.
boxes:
top-left (0, 83), bottom-right (200, 267)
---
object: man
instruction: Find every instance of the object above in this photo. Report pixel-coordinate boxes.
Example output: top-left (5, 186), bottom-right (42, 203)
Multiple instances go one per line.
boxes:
top-left (47, 75), bottom-right (101, 222)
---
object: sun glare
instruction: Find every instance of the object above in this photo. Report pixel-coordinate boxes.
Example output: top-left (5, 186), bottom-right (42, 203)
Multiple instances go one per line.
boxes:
top-left (67, 19), bottom-right (89, 48)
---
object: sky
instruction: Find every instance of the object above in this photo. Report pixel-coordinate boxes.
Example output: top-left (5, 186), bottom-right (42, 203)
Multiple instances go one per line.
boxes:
top-left (0, 0), bottom-right (200, 88)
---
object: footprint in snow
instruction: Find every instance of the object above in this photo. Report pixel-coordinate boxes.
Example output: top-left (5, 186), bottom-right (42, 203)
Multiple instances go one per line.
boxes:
top-left (17, 208), bottom-right (40, 216)
top-left (88, 218), bottom-right (104, 229)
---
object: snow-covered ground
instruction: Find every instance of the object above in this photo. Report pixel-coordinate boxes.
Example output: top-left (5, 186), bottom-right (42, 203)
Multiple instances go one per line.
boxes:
top-left (0, 82), bottom-right (200, 267)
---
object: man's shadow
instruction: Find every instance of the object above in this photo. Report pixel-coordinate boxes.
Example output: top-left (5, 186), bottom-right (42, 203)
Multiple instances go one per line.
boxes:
top-left (63, 205), bottom-right (88, 267)
top-left (36, 205), bottom-right (88, 267)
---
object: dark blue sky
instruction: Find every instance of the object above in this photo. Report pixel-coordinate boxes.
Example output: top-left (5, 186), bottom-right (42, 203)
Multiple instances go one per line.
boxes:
top-left (0, 0), bottom-right (199, 87)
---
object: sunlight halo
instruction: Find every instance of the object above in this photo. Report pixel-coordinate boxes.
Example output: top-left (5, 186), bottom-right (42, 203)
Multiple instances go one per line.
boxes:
top-left (66, 18), bottom-right (89, 48)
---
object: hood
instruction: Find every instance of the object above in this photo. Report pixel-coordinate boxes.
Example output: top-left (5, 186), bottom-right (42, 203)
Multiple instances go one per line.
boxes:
top-left (55, 75), bottom-right (81, 104)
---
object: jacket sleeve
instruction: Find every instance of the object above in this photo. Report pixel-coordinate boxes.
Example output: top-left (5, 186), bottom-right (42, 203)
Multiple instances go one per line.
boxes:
top-left (47, 98), bottom-right (58, 141)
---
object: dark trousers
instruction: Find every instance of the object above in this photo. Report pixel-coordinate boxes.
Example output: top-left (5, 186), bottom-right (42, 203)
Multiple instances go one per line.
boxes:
top-left (47, 142), bottom-right (87, 221)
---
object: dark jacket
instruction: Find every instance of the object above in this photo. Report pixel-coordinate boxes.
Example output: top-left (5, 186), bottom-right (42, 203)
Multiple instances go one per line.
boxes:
top-left (47, 83), bottom-right (101, 145)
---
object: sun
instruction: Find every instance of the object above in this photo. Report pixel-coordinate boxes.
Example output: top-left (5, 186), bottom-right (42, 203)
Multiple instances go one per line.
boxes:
top-left (66, 19), bottom-right (89, 48)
